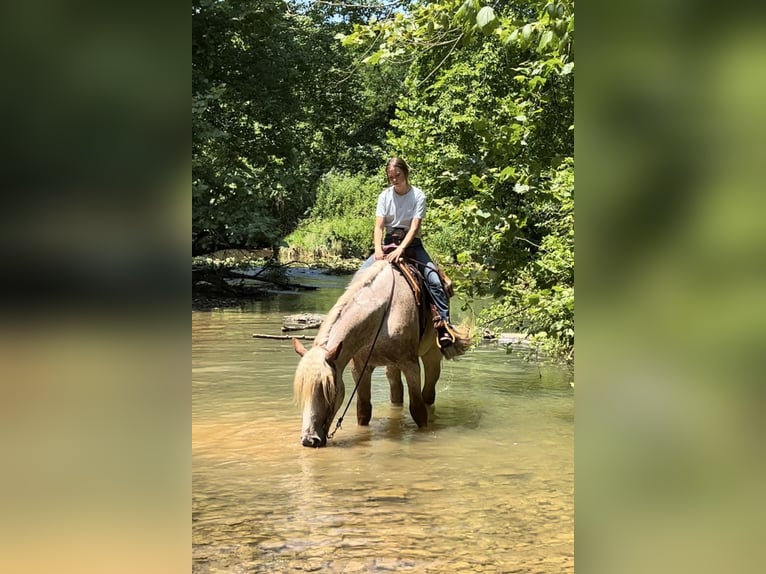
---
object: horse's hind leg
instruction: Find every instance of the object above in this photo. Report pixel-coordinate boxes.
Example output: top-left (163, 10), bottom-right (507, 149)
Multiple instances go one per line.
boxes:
top-left (401, 360), bottom-right (428, 427)
top-left (421, 345), bottom-right (442, 406)
top-left (385, 366), bottom-right (404, 405)
top-left (350, 362), bottom-right (374, 426)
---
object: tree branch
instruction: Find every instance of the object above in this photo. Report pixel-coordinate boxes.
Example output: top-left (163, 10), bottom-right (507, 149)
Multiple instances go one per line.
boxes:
top-left (417, 32), bottom-right (463, 87)
top-left (309, 0), bottom-right (404, 8)
top-left (514, 236), bottom-right (542, 250)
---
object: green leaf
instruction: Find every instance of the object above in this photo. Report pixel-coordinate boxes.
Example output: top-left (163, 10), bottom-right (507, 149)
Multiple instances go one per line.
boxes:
top-left (498, 166), bottom-right (516, 181)
top-left (363, 51), bottom-right (382, 65)
top-left (476, 6), bottom-right (499, 34)
top-left (546, 3), bottom-right (557, 18)
top-left (454, 0), bottom-right (476, 24)
top-left (538, 30), bottom-right (554, 52)
top-left (505, 28), bottom-right (519, 45)
top-left (522, 23), bottom-right (534, 42)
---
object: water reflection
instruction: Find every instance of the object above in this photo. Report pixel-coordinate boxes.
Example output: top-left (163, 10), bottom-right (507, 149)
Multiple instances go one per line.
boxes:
top-left (193, 281), bottom-right (573, 573)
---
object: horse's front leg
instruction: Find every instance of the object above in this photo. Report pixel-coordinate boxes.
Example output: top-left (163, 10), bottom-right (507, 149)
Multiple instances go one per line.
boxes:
top-left (350, 360), bottom-right (374, 426)
top-left (385, 366), bottom-right (404, 405)
top-left (421, 345), bottom-right (442, 406)
top-left (401, 359), bottom-right (428, 427)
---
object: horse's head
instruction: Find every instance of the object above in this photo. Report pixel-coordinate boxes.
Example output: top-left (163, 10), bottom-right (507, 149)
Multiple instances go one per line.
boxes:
top-left (292, 338), bottom-right (344, 448)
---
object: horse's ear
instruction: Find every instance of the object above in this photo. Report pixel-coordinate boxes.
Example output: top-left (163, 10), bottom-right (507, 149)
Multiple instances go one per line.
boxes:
top-left (292, 337), bottom-right (307, 357)
top-left (324, 341), bottom-right (343, 365)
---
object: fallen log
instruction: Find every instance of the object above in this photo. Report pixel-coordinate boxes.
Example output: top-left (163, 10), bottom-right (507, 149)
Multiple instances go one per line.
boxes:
top-left (281, 323), bottom-right (321, 332)
top-left (252, 333), bottom-right (314, 340)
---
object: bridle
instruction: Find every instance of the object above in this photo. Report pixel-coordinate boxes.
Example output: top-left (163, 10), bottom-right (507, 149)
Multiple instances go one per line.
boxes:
top-left (327, 264), bottom-right (396, 440)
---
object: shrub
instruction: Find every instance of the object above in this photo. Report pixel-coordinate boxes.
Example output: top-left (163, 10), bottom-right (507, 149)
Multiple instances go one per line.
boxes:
top-left (285, 172), bottom-right (382, 261)
top-left (312, 171), bottom-right (381, 219)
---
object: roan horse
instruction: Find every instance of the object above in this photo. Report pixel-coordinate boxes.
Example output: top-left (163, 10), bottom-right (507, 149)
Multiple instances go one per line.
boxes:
top-left (292, 259), bottom-right (470, 447)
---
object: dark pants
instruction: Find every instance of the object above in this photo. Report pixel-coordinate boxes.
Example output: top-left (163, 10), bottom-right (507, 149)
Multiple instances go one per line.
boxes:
top-left (360, 238), bottom-right (451, 324)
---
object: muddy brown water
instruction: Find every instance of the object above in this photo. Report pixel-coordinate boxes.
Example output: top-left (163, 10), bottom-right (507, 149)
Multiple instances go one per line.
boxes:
top-left (193, 271), bottom-right (573, 573)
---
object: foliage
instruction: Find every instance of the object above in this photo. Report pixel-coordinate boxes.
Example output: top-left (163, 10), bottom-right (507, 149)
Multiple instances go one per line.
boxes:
top-left (339, 0), bottom-right (575, 357)
top-left (480, 158), bottom-right (574, 356)
top-left (192, 0), bottom-right (575, 358)
top-left (285, 216), bottom-right (372, 260)
top-left (284, 172), bottom-right (382, 260)
top-left (192, 0), bottom-right (405, 256)
top-left (311, 171), bottom-right (382, 219)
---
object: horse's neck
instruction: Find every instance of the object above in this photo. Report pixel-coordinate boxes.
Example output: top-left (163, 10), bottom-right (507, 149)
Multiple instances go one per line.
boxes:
top-left (319, 275), bottom-right (392, 367)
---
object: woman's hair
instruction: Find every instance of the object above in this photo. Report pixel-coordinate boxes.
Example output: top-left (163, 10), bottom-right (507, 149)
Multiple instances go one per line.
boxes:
top-left (386, 157), bottom-right (410, 182)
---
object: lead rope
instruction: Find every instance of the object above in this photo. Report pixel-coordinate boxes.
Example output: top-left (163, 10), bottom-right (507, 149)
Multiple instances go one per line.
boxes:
top-left (328, 265), bottom-right (396, 440)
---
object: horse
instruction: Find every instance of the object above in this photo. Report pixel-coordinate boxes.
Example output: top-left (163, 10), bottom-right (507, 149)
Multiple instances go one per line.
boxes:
top-left (292, 259), bottom-right (470, 447)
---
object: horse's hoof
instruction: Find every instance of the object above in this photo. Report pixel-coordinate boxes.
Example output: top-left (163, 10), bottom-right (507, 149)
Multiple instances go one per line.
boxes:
top-left (301, 435), bottom-right (326, 448)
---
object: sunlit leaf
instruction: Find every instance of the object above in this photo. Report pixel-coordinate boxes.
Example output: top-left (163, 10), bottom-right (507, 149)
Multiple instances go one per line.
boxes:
top-left (522, 23), bottom-right (534, 42)
top-left (476, 6), bottom-right (499, 34)
top-left (498, 166), bottom-right (516, 181)
top-left (538, 30), bottom-right (554, 52)
top-left (505, 28), bottom-right (519, 45)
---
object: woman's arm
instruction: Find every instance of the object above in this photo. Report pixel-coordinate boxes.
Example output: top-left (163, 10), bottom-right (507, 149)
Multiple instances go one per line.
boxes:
top-left (373, 216), bottom-right (386, 260)
top-left (386, 218), bottom-right (421, 262)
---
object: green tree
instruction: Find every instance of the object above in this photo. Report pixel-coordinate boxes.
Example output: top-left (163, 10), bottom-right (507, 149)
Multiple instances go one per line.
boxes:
top-left (340, 0), bottom-right (575, 356)
top-left (192, 0), bottom-right (404, 256)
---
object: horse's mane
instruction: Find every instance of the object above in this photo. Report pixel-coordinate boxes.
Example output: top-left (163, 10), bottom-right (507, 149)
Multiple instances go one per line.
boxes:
top-left (293, 347), bottom-right (336, 408)
top-left (314, 261), bottom-right (387, 347)
top-left (294, 263), bottom-right (388, 408)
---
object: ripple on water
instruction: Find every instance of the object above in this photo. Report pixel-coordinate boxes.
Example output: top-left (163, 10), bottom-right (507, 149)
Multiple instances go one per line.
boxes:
top-left (193, 303), bottom-right (573, 573)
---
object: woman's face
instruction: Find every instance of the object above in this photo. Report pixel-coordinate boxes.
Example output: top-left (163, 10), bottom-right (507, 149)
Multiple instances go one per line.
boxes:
top-left (387, 166), bottom-right (406, 185)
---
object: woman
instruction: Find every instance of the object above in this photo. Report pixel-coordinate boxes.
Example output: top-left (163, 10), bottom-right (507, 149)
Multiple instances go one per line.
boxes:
top-left (360, 157), bottom-right (455, 349)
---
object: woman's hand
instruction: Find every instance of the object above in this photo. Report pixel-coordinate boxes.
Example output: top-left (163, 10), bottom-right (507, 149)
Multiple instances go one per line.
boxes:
top-left (374, 247), bottom-right (385, 260)
top-left (385, 247), bottom-right (404, 263)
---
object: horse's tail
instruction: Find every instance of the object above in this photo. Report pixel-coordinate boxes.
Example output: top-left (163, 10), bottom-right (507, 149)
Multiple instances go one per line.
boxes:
top-left (441, 326), bottom-right (471, 360)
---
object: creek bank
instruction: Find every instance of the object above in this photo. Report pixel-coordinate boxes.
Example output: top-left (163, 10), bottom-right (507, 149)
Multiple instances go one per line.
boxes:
top-left (192, 259), bottom-right (356, 311)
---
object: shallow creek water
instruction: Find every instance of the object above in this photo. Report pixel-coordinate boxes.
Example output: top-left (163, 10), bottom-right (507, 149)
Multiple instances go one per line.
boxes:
top-left (193, 270), bottom-right (573, 573)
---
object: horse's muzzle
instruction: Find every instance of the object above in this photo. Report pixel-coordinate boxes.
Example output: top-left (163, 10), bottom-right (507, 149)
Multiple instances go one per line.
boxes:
top-left (301, 434), bottom-right (327, 448)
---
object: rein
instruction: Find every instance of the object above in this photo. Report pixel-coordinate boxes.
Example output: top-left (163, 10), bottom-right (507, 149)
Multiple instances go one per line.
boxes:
top-left (328, 265), bottom-right (396, 440)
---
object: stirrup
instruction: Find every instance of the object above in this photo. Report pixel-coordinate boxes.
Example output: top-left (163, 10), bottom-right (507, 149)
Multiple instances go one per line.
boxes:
top-left (435, 321), bottom-right (456, 350)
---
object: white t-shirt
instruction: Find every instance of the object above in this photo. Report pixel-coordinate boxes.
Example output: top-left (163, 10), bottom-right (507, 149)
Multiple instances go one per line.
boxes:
top-left (375, 185), bottom-right (426, 237)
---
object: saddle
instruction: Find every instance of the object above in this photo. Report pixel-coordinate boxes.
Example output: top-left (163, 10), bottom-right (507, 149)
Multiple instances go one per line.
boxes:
top-left (381, 242), bottom-right (456, 347)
